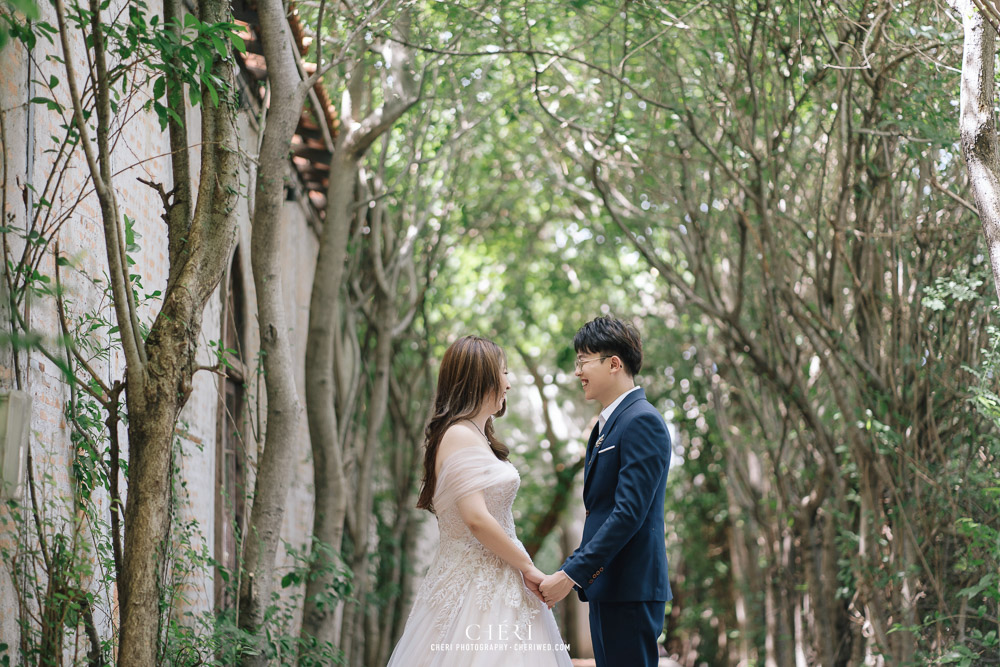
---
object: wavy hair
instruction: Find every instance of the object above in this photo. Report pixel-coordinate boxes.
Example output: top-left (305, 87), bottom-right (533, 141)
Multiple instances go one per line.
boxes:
top-left (416, 336), bottom-right (509, 512)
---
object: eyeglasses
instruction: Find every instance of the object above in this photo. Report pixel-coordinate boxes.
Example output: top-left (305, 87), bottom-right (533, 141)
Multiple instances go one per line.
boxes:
top-left (574, 356), bottom-right (609, 372)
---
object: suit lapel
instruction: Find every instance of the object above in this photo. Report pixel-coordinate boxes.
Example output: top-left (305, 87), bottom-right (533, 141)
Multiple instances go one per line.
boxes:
top-left (600, 388), bottom-right (645, 439)
top-left (583, 422), bottom-right (600, 494)
top-left (583, 423), bottom-right (600, 475)
top-left (582, 388), bottom-right (647, 494)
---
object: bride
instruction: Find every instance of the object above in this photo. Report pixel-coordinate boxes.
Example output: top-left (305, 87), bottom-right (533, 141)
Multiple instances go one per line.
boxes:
top-left (387, 336), bottom-right (573, 666)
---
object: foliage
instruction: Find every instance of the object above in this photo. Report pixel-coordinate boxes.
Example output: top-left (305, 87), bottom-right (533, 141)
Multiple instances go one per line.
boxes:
top-left (947, 314), bottom-right (1000, 665)
top-left (0, 0), bottom-right (37, 50)
top-left (2, 0), bottom-right (999, 664)
top-left (158, 444), bottom-right (352, 666)
top-left (0, 0), bottom-right (250, 661)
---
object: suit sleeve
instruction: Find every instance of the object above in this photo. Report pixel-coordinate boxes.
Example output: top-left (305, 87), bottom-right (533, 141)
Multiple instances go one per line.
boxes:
top-left (561, 411), bottom-right (669, 588)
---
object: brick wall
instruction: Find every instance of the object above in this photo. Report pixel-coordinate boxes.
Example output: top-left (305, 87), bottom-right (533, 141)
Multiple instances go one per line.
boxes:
top-left (0, 0), bottom-right (320, 655)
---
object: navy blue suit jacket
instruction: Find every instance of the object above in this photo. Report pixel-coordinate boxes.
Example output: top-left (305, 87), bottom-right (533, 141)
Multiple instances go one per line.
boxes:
top-left (562, 388), bottom-right (672, 603)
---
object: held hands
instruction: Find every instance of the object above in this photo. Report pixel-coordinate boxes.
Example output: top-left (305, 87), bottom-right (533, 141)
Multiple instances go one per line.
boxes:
top-left (521, 566), bottom-right (547, 605)
top-left (522, 566), bottom-right (575, 609)
top-left (539, 571), bottom-right (575, 608)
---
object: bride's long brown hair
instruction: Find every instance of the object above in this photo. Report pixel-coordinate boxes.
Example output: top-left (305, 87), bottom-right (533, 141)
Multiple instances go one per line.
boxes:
top-left (416, 335), bottom-right (510, 512)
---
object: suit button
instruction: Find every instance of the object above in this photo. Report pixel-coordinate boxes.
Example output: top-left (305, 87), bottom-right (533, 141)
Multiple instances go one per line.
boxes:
top-left (585, 510), bottom-right (590, 517)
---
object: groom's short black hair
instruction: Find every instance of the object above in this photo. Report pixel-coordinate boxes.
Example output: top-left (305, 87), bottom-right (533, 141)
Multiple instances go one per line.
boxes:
top-left (574, 316), bottom-right (642, 377)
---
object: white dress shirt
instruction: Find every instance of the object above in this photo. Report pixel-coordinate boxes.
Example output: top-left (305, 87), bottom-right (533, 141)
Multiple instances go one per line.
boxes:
top-left (599, 386), bottom-right (642, 433)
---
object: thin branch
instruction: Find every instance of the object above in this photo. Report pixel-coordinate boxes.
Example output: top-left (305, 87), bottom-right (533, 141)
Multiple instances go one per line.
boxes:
top-left (590, 160), bottom-right (727, 320)
top-left (343, 12), bottom-right (422, 158)
top-left (971, 0), bottom-right (1000, 33)
top-left (193, 363), bottom-right (227, 376)
top-left (104, 383), bottom-right (125, 588)
top-left (54, 0), bottom-right (107, 198)
top-left (55, 0), bottom-right (144, 368)
top-left (376, 33), bottom-right (677, 113)
top-left (54, 243), bottom-right (113, 400)
top-left (313, 0), bottom-right (328, 75)
top-left (930, 174), bottom-right (980, 216)
top-left (305, 0), bottom-right (394, 86)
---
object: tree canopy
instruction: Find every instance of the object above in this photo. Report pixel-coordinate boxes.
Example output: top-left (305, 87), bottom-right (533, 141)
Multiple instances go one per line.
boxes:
top-left (1, 0), bottom-right (997, 665)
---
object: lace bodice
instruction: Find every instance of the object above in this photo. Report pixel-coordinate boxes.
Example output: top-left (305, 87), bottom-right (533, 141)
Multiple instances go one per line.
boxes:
top-left (436, 461), bottom-right (519, 539)
top-left (411, 447), bottom-right (539, 640)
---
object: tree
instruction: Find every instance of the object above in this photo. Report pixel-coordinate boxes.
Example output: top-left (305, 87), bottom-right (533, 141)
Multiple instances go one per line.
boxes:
top-left (235, 1), bottom-right (331, 660)
top-left (44, 0), bottom-right (245, 660)
top-left (952, 0), bottom-right (1000, 303)
top-left (300, 8), bottom-right (420, 657)
top-left (381, 0), bottom-right (999, 662)
top-left (519, 0), bottom-right (995, 662)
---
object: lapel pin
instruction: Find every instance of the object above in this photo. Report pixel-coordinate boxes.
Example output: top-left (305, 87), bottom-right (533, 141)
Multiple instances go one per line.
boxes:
top-left (591, 434), bottom-right (605, 463)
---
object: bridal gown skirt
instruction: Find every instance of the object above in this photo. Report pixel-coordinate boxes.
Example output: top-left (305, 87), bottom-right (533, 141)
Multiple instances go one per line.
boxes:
top-left (386, 447), bottom-right (572, 666)
top-left (386, 557), bottom-right (573, 667)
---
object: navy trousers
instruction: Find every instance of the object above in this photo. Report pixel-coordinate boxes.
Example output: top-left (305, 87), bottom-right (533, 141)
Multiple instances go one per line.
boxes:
top-left (589, 600), bottom-right (665, 667)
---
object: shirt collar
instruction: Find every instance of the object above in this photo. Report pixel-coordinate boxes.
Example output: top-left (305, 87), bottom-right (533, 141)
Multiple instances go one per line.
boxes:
top-left (599, 386), bottom-right (641, 433)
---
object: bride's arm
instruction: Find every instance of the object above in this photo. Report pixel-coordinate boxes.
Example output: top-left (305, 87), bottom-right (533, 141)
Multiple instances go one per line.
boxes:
top-left (456, 491), bottom-right (545, 583)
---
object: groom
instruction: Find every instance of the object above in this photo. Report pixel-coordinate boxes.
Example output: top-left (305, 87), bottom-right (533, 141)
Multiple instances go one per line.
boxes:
top-left (539, 316), bottom-right (672, 667)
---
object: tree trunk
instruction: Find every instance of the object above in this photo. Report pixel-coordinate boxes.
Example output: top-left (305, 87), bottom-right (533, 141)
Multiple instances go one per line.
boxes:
top-left (120, 145), bottom-right (240, 664)
top-left (953, 0), bottom-right (1000, 303)
top-left (725, 456), bottom-right (756, 667)
top-left (558, 527), bottom-right (582, 659)
top-left (375, 352), bottom-right (431, 666)
top-left (301, 146), bottom-right (357, 650)
top-left (803, 512), bottom-right (842, 667)
top-left (112, 0), bottom-right (242, 659)
top-left (120, 344), bottom-right (188, 666)
top-left (301, 18), bottom-right (419, 649)
top-left (341, 296), bottom-right (394, 667)
top-left (236, 2), bottom-right (309, 663)
top-left (375, 505), bottom-right (418, 666)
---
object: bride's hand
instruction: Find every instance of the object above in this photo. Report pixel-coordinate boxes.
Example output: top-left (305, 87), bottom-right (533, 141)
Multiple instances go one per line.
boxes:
top-left (521, 566), bottom-right (548, 605)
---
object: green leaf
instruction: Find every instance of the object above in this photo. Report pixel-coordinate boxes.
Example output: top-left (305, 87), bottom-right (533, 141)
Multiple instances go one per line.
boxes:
top-left (152, 101), bottom-right (169, 131)
top-left (165, 104), bottom-right (183, 126)
top-left (152, 75), bottom-right (165, 101)
top-left (923, 297), bottom-right (945, 311)
top-left (8, 0), bottom-right (39, 19)
top-left (229, 31), bottom-right (245, 54)
top-left (210, 32), bottom-right (226, 57)
top-left (958, 573), bottom-right (997, 601)
top-left (200, 72), bottom-right (219, 107)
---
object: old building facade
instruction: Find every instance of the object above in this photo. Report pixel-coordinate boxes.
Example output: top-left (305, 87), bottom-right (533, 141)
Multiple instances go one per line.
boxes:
top-left (0, 0), bottom-right (330, 656)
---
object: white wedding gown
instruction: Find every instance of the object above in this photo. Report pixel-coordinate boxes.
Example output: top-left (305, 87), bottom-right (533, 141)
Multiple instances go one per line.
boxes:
top-left (387, 444), bottom-right (573, 666)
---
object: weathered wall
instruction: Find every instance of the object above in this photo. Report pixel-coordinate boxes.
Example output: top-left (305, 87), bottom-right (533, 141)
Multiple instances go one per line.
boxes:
top-left (274, 198), bottom-right (319, 629)
top-left (0, 1), bottom-right (320, 655)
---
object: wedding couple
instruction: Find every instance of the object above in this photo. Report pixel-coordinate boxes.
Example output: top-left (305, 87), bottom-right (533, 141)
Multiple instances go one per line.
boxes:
top-left (387, 316), bottom-right (672, 667)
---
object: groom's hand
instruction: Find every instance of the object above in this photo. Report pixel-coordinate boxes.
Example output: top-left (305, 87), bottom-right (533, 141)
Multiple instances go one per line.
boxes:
top-left (539, 571), bottom-right (575, 607)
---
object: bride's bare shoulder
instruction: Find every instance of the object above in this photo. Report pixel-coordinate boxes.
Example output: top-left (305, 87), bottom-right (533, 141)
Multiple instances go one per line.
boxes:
top-left (435, 422), bottom-right (484, 474)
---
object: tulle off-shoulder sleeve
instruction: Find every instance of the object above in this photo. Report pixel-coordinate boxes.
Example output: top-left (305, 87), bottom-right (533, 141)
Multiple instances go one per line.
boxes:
top-left (433, 445), bottom-right (515, 511)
